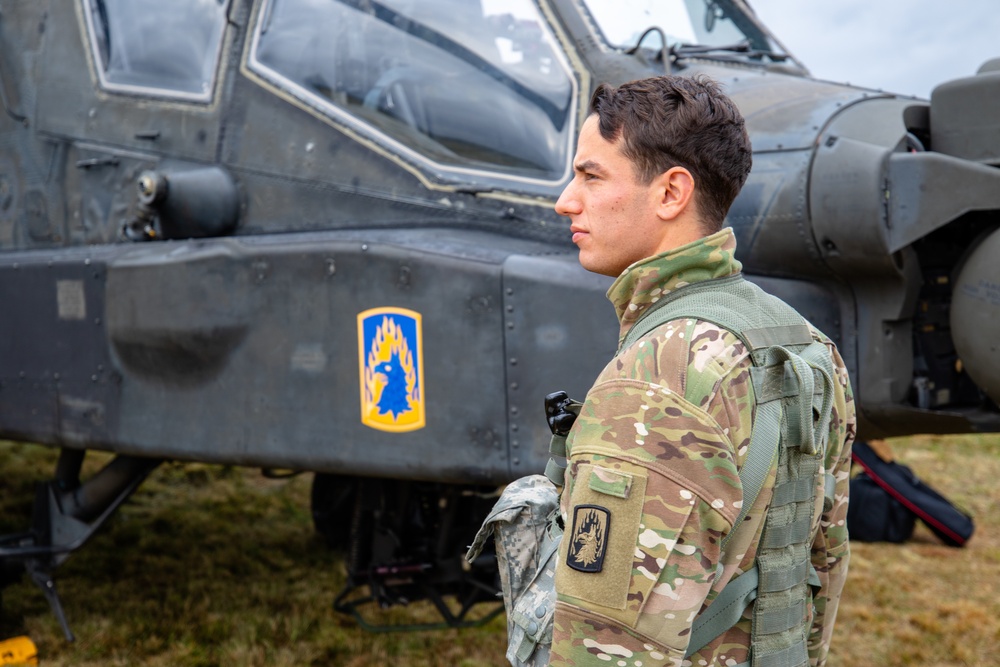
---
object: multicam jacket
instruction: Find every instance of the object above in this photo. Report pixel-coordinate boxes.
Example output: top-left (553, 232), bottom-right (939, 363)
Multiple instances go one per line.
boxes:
top-left (549, 228), bottom-right (856, 667)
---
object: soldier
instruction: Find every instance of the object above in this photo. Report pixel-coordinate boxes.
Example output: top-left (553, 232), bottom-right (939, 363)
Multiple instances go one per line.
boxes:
top-left (548, 76), bottom-right (856, 666)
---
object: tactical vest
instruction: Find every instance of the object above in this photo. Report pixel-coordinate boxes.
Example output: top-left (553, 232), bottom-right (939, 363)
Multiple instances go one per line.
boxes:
top-left (472, 273), bottom-right (837, 667)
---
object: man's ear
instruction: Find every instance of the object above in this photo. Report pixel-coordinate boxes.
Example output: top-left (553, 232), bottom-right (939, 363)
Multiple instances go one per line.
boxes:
top-left (652, 166), bottom-right (696, 221)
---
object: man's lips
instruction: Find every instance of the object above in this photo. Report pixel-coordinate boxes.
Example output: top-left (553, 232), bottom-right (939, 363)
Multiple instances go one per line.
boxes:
top-left (571, 226), bottom-right (588, 244)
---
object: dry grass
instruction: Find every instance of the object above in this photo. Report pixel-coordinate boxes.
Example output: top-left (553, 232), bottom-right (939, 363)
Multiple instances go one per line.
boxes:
top-left (0, 443), bottom-right (506, 666)
top-left (1, 434), bottom-right (998, 666)
top-left (830, 434), bottom-right (1000, 667)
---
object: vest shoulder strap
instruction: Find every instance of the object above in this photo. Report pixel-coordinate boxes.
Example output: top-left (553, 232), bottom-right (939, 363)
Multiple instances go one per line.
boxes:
top-left (619, 274), bottom-right (813, 356)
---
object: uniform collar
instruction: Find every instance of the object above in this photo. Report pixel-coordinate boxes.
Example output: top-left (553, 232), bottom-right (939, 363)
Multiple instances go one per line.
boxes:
top-left (607, 227), bottom-right (742, 343)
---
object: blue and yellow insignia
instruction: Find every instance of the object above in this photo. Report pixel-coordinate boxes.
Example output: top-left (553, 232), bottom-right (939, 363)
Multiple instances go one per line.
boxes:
top-left (357, 307), bottom-right (426, 432)
top-left (567, 505), bottom-right (610, 573)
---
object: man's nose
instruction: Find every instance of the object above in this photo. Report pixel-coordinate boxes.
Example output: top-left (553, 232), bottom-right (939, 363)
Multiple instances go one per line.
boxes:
top-left (554, 182), bottom-right (580, 217)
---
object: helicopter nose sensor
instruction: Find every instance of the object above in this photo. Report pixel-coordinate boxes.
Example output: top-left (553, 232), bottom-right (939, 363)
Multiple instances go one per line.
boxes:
top-left (125, 166), bottom-right (240, 241)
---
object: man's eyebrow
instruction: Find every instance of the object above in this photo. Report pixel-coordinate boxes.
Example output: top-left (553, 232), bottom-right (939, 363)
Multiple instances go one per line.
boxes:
top-left (574, 159), bottom-right (605, 175)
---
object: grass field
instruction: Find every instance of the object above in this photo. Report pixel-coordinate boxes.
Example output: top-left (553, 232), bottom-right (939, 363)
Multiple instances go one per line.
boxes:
top-left (1, 434), bottom-right (998, 666)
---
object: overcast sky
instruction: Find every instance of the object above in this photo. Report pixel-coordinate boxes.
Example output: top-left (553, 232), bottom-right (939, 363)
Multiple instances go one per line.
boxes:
top-left (748, 0), bottom-right (1000, 99)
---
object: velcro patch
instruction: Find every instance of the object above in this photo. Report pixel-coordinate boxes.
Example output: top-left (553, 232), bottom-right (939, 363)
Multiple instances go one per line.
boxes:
top-left (588, 467), bottom-right (632, 498)
top-left (567, 504), bottom-right (610, 573)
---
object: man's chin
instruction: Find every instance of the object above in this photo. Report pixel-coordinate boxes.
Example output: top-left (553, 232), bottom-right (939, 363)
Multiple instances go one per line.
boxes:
top-left (577, 252), bottom-right (622, 278)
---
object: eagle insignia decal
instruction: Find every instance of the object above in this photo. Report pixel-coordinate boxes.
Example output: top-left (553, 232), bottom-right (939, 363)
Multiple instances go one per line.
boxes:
top-left (567, 504), bottom-right (610, 573)
top-left (357, 307), bottom-right (425, 432)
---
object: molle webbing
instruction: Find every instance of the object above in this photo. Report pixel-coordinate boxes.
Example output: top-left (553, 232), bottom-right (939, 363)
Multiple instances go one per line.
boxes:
top-left (620, 273), bottom-right (836, 667)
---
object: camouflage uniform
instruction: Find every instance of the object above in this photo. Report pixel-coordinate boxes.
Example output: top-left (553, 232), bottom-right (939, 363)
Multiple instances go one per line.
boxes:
top-left (550, 228), bottom-right (856, 667)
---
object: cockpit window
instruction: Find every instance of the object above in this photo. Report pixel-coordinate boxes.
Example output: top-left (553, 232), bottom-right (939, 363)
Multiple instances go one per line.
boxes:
top-left (249, 0), bottom-right (576, 183)
top-left (582, 0), bottom-right (783, 57)
top-left (83, 0), bottom-right (230, 101)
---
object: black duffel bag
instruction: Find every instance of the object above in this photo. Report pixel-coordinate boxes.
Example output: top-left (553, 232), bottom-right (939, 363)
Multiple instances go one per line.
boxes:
top-left (848, 471), bottom-right (915, 543)
top-left (848, 441), bottom-right (974, 547)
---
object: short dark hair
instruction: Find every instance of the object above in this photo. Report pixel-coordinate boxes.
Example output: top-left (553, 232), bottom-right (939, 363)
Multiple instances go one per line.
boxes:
top-left (589, 75), bottom-right (752, 232)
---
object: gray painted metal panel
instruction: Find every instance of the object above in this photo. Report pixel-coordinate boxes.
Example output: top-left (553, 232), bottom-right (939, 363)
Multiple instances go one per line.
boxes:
top-left (105, 232), bottom-right (514, 483)
top-left (931, 70), bottom-right (1000, 164)
top-left (500, 253), bottom-right (616, 478)
top-left (714, 65), bottom-right (880, 153)
top-left (728, 149), bottom-right (820, 280)
top-left (887, 152), bottom-right (1000, 253)
top-left (0, 249), bottom-right (118, 445)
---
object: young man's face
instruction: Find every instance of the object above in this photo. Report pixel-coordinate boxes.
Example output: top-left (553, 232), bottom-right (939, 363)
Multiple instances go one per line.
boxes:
top-left (554, 115), bottom-right (667, 277)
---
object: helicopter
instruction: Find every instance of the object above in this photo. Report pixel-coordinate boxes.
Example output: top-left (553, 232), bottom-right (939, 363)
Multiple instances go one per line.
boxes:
top-left (0, 0), bottom-right (998, 640)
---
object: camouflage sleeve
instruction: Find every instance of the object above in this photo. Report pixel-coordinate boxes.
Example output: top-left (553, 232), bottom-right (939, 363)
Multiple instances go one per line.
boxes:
top-left (548, 376), bottom-right (742, 666)
top-left (807, 342), bottom-right (857, 666)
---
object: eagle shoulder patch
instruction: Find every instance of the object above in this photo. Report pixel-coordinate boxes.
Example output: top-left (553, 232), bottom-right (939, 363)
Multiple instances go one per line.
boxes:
top-left (567, 504), bottom-right (610, 573)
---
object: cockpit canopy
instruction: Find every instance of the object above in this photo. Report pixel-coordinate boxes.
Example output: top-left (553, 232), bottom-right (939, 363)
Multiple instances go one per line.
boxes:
top-left (83, 0), bottom-right (230, 101)
top-left (80, 0), bottom-right (791, 188)
top-left (250, 0), bottom-right (577, 183)
top-left (581, 0), bottom-right (786, 56)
